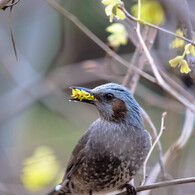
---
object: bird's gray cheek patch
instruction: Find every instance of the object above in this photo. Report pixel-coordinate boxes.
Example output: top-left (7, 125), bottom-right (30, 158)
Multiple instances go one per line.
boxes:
top-left (111, 99), bottom-right (128, 119)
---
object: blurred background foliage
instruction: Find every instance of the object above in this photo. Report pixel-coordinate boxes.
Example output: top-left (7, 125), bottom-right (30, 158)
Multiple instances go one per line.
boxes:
top-left (0, 0), bottom-right (194, 195)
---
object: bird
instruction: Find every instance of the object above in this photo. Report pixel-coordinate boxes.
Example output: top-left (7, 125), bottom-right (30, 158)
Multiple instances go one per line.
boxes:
top-left (47, 83), bottom-right (151, 195)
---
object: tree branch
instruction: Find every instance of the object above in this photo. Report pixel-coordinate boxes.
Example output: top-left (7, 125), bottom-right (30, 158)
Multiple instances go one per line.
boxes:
top-left (116, 177), bottom-right (195, 195)
top-left (141, 112), bottom-right (166, 185)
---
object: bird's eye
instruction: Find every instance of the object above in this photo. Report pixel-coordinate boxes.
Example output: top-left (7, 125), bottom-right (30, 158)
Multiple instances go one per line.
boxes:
top-left (104, 93), bottom-right (114, 101)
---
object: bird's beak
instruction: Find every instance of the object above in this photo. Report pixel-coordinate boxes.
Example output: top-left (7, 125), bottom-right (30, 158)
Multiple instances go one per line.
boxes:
top-left (69, 86), bottom-right (96, 104)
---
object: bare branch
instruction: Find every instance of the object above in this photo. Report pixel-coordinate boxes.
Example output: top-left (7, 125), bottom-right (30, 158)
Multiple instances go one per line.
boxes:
top-left (0, 0), bottom-right (11, 9)
top-left (141, 112), bottom-right (166, 185)
top-left (116, 177), bottom-right (195, 195)
top-left (9, 0), bottom-right (19, 60)
top-left (0, 0), bottom-right (19, 10)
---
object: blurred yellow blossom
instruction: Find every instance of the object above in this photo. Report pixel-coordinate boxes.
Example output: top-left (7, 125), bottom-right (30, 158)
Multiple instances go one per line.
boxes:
top-left (131, 0), bottom-right (165, 25)
top-left (169, 43), bottom-right (194, 74)
top-left (106, 23), bottom-right (128, 47)
top-left (102, 0), bottom-right (126, 22)
top-left (21, 146), bottom-right (60, 191)
top-left (169, 29), bottom-right (185, 48)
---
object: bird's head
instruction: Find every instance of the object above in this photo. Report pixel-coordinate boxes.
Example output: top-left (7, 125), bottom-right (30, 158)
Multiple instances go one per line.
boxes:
top-left (70, 83), bottom-right (142, 127)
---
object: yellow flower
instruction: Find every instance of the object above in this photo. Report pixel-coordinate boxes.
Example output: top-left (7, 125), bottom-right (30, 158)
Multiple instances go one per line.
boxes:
top-left (131, 0), bottom-right (165, 25)
top-left (106, 23), bottom-right (128, 47)
top-left (189, 45), bottom-right (195, 57)
top-left (185, 43), bottom-right (195, 57)
top-left (169, 56), bottom-right (184, 68)
top-left (180, 59), bottom-right (191, 74)
top-left (169, 42), bottom-right (195, 74)
top-left (169, 29), bottom-right (185, 48)
top-left (190, 45), bottom-right (195, 57)
top-left (21, 146), bottom-right (60, 191)
top-left (169, 56), bottom-right (191, 74)
top-left (102, 0), bottom-right (126, 22)
top-left (72, 88), bottom-right (96, 101)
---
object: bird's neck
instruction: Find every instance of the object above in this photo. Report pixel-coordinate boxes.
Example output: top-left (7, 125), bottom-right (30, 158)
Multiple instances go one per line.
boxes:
top-left (100, 111), bottom-right (143, 129)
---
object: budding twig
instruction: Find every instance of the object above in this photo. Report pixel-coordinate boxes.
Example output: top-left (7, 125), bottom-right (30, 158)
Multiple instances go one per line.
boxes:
top-left (9, 0), bottom-right (18, 60)
top-left (141, 112), bottom-right (167, 186)
top-left (141, 108), bottom-right (165, 181)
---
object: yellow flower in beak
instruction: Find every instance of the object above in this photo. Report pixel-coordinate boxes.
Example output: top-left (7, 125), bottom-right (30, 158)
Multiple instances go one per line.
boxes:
top-left (71, 88), bottom-right (96, 101)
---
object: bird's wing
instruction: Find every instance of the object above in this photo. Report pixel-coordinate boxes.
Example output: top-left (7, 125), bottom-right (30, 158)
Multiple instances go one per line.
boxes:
top-left (47, 130), bottom-right (91, 195)
top-left (63, 130), bottom-right (90, 180)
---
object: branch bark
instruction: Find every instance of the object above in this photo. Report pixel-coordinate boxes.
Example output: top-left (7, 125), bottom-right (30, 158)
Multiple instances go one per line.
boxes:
top-left (116, 177), bottom-right (195, 195)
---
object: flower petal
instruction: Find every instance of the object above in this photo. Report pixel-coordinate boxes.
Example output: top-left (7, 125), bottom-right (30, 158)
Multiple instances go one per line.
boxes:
top-left (169, 56), bottom-right (183, 68)
top-left (190, 45), bottom-right (195, 57)
top-left (106, 23), bottom-right (125, 33)
top-left (180, 59), bottom-right (191, 74)
top-left (169, 29), bottom-right (185, 48)
top-left (102, 0), bottom-right (113, 5)
top-left (109, 13), bottom-right (114, 22)
top-left (106, 23), bottom-right (127, 47)
top-left (105, 4), bottom-right (113, 16)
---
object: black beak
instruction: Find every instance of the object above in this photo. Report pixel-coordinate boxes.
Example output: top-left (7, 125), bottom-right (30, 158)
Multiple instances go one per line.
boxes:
top-left (69, 86), bottom-right (96, 104)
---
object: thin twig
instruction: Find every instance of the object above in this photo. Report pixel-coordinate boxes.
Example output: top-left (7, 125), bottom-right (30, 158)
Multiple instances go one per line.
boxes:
top-left (9, 0), bottom-right (18, 60)
top-left (128, 28), bottom-right (157, 94)
top-left (137, 177), bottom-right (195, 192)
top-left (135, 19), bottom-right (164, 85)
top-left (116, 177), bottom-right (195, 195)
top-left (122, 46), bottom-right (139, 87)
top-left (140, 108), bottom-right (195, 195)
top-left (1, 0), bottom-right (19, 10)
top-left (137, 0), bottom-right (164, 179)
top-left (141, 108), bottom-right (165, 180)
top-left (123, 0), bottom-right (157, 94)
top-left (0, 0), bottom-right (10, 9)
top-left (141, 112), bottom-right (167, 186)
top-left (159, 69), bottom-right (194, 103)
top-left (119, 6), bottom-right (195, 46)
top-left (123, 11), bottom-right (157, 93)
